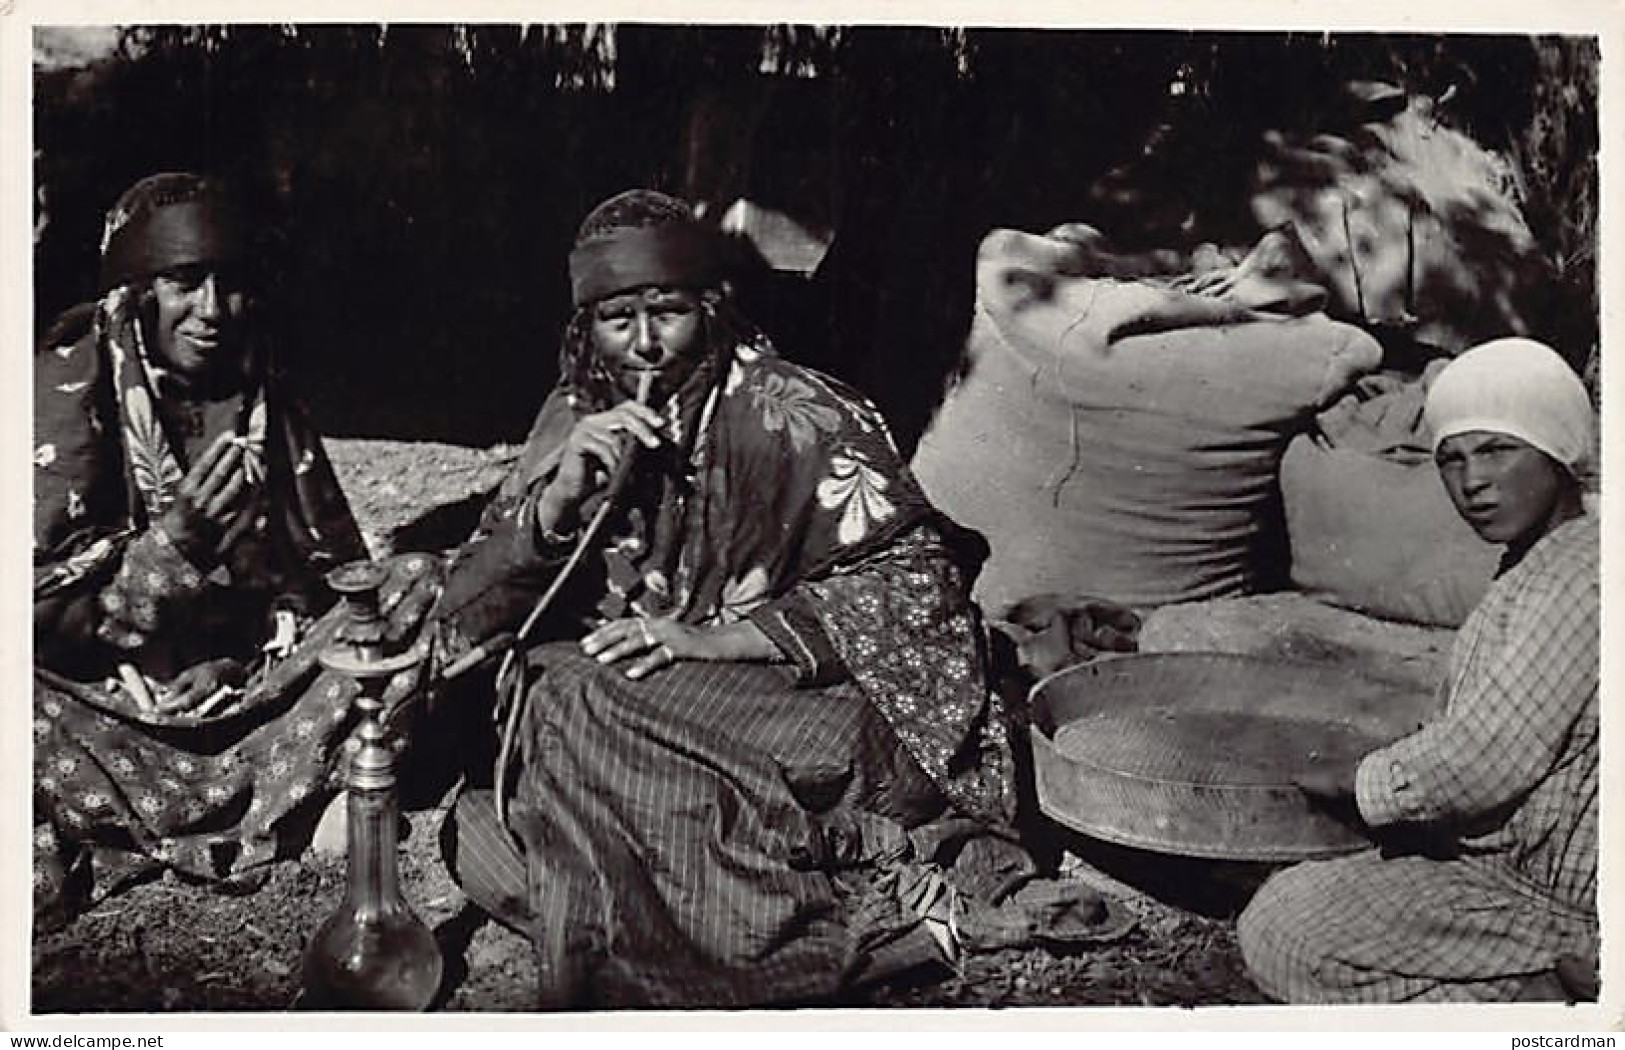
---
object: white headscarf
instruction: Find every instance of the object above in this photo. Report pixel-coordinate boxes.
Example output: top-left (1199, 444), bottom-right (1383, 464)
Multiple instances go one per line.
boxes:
top-left (1424, 337), bottom-right (1595, 477)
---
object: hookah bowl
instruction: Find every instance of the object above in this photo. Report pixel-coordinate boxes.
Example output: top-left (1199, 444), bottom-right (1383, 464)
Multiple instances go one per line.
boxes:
top-left (301, 561), bottom-right (443, 1011)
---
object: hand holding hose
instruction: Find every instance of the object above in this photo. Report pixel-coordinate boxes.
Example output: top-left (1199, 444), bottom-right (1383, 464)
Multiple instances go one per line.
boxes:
top-left (436, 379), bottom-right (665, 686)
top-left (534, 397), bottom-right (667, 538)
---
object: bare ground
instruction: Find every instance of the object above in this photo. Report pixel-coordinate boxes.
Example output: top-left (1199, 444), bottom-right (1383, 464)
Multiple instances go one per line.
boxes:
top-left (35, 436), bottom-right (1458, 1016)
top-left (31, 805), bottom-right (1270, 1013)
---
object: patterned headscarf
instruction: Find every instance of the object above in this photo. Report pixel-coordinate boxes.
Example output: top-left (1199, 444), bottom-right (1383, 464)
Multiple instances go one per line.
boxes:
top-left (1425, 337), bottom-right (1595, 478)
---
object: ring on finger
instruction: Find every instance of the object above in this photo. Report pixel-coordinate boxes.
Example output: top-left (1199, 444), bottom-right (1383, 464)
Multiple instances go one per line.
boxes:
top-left (658, 643), bottom-right (676, 664)
top-left (638, 619), bottom-right (655, 647)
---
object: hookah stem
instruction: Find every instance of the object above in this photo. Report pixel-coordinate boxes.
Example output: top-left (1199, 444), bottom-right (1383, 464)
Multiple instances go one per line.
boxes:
top-left (509, 368), bottom-right (655, 647)
top-left (577, 368), bottom-right (658, 561)
top-left (443, 370), bottom-right (658, 681)
top-left (492, 369), bottom-right (657, 829)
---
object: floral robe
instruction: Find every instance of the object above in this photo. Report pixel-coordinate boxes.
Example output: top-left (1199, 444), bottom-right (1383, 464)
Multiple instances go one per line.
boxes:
top-left (32, 289), bottom-right (370, 909)
top-left (432, 327), bottom-right (1027, 1006)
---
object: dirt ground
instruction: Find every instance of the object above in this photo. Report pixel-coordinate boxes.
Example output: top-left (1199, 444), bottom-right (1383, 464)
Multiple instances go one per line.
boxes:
top-left (35, 436), bottom-right (1439, 1016)
top-left (30, 804), bottom-right (1271, 1014)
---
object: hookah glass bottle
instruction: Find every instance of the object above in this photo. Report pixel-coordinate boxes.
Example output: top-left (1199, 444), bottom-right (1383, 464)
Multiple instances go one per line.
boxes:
top-left (301, 562), bottom-right (442, 1011)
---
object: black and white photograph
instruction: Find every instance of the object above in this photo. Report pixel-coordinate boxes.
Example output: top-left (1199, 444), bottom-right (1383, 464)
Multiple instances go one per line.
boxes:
top-left (11, 1), bottom-right (1618, 1027)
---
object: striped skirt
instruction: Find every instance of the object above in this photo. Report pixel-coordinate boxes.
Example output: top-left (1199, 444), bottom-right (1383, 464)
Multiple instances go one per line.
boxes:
top-left (441, 643), bottom-right (966, 1009)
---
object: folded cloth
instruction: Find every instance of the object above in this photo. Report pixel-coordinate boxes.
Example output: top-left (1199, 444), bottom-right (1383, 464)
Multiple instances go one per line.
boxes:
top-left (1170, 224), bottom-right (1329, 317)
top-left (880, 817), bottom-right (1138, 962)
top-left (986, 227), bottom-right (1262, 344)
top-left (995, 592), bottom-right (1144, 681)
top-left (955, 877), bottom-right (1137, 951)
top-left (1007, 223), bottom-right (1330, 342)
top-left (1312, 358), bottom-right (1452, 459)
top-left (1281, 359), bottom-right (1501, 627)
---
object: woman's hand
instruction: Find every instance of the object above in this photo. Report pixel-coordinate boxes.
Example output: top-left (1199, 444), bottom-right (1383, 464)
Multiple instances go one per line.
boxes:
top-left (157, 657), bottom-right (247, 715)
top-left (1293, 754), bottom-right (1365, 828)
top-left (535, 402), bottom-right (668, 537)
top-left (378, 552), bottom-right (445, 647)
top-left (156, 431), bottom-right (258, 562)
top-left (581, 616), bottom-right (778, 681)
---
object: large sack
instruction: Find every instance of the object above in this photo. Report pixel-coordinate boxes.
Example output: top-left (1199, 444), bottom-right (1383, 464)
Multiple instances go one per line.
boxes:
top-left (1138, 591), bottom-right (1452, 703)
top-left (1281, 435), bottom-right (1499, 627)
top-left (912, 228), bottom-right (1382, 615)
top-left (1280, 366), bottom-right (1501, 627)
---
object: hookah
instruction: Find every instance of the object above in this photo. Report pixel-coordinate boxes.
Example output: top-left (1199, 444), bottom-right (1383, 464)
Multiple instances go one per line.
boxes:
top-left (301, 560), bottom-right (443, 1011)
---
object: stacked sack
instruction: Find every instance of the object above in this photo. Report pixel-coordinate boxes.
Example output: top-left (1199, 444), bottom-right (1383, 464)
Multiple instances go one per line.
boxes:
top-left (1281, 364), bottom-right (1503, 627)
top-left (912, 226), bottom-right (1383, 617)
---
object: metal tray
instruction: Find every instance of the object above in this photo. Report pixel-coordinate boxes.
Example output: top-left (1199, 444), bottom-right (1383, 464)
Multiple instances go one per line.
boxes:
top-left (1029, 653), bottom-right (1437, 862)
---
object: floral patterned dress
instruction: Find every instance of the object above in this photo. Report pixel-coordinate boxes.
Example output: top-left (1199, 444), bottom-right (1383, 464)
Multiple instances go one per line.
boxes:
top-left (429, 320), bottom-right (1038, 1007)
top-left (32, 289), bottom-right (371, 914)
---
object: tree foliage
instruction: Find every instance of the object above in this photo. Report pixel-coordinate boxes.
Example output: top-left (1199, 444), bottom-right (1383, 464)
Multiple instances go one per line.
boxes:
top-left (34, 26), bottom-right (1598, 446)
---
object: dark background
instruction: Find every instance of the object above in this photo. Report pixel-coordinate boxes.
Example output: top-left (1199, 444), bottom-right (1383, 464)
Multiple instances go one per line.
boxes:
top-left (33, 26), bottom-right (1599, 454)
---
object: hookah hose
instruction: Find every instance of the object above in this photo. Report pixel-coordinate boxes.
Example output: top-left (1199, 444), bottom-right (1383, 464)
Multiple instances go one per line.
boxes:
top-left (479, 369), bottom-right (658, 836)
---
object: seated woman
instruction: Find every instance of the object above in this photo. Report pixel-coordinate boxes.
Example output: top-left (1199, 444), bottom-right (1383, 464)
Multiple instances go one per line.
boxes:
top-left (1237, 337), bottom-right (1599, 1003)
top-left (32, 172), bottom-right (385, 922)
top-left (427, 189), bottom-right (1126, 1009)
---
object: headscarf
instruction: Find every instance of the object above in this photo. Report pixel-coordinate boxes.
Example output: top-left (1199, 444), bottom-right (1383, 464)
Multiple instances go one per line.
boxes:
top-left (99, 172), bottom-right (246, 292)
top-left (34, 172), bottom-right (364, 621)
top-left (568, 189), bottom-right (722, 307)
top-left (1424, 337), bottom-right (1595, 478)
top-left (556, 189), bottom-right (738, 406)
